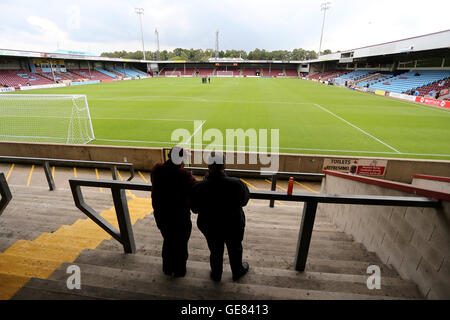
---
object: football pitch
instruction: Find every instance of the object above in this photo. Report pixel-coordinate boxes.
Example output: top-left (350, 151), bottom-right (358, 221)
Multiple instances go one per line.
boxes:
top-left (10, 77), bottom-right (450, 160)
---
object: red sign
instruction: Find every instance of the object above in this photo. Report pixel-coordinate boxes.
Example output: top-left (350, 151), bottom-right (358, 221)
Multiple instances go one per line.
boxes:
top-left (357, 166), bottom-right (386, 176)
top-left (415, 96), bottom-right (450, 109)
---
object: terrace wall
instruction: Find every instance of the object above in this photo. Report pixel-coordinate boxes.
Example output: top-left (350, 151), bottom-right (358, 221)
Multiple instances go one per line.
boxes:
top-left (318, 171), bottom-right (450, 299)
top-left (0, 142), bottom-right (449, 183)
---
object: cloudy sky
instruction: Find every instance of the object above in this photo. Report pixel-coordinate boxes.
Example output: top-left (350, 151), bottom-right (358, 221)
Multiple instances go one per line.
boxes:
top-left (0, 0), bottom-right (449, 55)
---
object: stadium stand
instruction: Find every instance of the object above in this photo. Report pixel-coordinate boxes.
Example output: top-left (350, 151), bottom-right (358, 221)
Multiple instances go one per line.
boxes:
top-left (369, 70), bottom-right (450, 93)
top-left (0, 70), bottom-right (53, 87)
top-left (0, 164), bottom-right (426, 300)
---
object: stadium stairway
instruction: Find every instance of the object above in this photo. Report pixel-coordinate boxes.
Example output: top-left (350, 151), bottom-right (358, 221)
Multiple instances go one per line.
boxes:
top-left (0, 164), bottom-right (422, 300)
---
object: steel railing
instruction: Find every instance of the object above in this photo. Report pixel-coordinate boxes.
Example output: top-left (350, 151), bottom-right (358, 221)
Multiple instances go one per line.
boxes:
top-left (68, 177), bottom-right (440, 272)
top-left (0, 156), bottom-right (135, 191)
top-left (185, 166), bottom-right (325, 208)
top-left (0, 173), bottom-right (12, 217)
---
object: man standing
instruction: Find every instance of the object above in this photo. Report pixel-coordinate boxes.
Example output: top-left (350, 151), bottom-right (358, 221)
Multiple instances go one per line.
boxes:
top-left (191, 153), bottom-right (250, 282)
top-left (151, 147), bottom-right (197, 277)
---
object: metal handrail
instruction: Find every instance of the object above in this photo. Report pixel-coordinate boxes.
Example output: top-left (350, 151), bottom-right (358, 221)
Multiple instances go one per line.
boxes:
top-left (68, 177), bottom-right (440, 272)
top-left (0, 173), bottom-right (12, 217)
top-left (186, 166), bottom-right (325, 208)
top-left (0, 156), bottom-right (135, 191)
top-left (69, 178), bottom-right (151, 254)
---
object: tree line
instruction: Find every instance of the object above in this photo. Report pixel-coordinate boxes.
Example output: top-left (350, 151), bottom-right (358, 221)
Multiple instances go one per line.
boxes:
top-left (100, 48), bottom-right (332, 61)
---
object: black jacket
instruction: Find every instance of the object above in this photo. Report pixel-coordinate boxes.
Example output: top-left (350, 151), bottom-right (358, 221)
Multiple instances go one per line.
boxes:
top-left (190, 172), bottom-right (250, 238)
top-left (151, 161), bottom-right (197, 227)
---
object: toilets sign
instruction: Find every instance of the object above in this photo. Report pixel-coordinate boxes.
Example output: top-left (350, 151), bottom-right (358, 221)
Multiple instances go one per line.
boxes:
top-left (323, 158), bottom-right (387, 177)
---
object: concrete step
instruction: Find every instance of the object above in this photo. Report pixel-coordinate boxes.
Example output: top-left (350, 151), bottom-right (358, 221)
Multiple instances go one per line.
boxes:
top-left (104, 231), bottom-right (366, 255)
top-left (96, 240), bottom-right (387, 275)
top-left (43, 262), bottom-right (404, 300)
top-left (12, 278), bottom-right (162, 300)
top-left (69, 250), bottom-right (420, 299)
top-left (0, 213), bottom-right (82, 227)
top-left (0, 229), bottom-right (42, 242)
top-left (98, 233), bottom-right (379, 264)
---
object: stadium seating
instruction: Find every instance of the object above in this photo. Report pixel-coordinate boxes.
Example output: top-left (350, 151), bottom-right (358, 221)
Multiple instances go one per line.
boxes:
top-left (242, 68), bottom-right (260, 76)
top-left (196, 68), bottom-right (214, 76)
top-left (308, 70), bottom-right (348, 81)
top-left (0, 69), bottom-right (54, 87)
top-left (285, 69), bottom-right (299, 77)
top-left (415, 78), bottom-right (450, 97)
top-left (262, 69), bottom-right (284, 76)
top-left (112, 68), bottom-right (147, 78)
top-left (95, 68), bottom-right (118, 79)
top-left (357, 73), bottom-right (395, 88)
top-left (69, 69), bottom-right (115, 81)
top-left (369, 70), bottom-right (450, 93)
top-left (334, 70), bottom-right (373, 82)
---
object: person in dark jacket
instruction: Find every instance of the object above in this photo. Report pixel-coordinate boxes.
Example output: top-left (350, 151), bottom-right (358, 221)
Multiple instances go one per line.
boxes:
top-left (151, 147), bottom-right (197, 277)
top-left (191, 152), bottom-right (250, 282)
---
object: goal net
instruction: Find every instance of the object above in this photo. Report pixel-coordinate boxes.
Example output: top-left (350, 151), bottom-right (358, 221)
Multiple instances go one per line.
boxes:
top-left (0, 94), bottom-right (95, 144)
top-left (216, 71), bottom-right (234, 77)
top-left (165, 71), bottom-right (182, 77)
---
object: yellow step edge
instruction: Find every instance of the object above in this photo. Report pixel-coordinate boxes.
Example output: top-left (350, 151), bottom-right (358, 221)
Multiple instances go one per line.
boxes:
top-left (34, 233), bottom-right (103, 249)
top-left (0, 274), bottom-right (30, 300)
top-left (0, 254), bottom-right (61, 270)
top-left (4, 240), bottom-right (83, 263)
top-left (52, 226), bottom-right (112, 240)
top-left (0, 261), bottom-right (58, 278)
top-left (0, 197), bottom-right (153, 300)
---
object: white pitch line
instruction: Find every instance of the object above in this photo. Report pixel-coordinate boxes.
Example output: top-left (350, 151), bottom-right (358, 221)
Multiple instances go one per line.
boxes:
top-left (91, 139), bottom-right (450, 157)
top-left (93, 117), bottom-right (202, 122)
top-left (184, 120), bottom-right (207, 145)
top-left (314, 103), bottom-right (402, 154)
top-left (95, 97), bottom-right (312, 106)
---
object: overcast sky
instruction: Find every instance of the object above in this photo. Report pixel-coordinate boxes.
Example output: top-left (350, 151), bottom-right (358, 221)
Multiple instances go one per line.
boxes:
top-left (0, 0), bottom-right (449, 55)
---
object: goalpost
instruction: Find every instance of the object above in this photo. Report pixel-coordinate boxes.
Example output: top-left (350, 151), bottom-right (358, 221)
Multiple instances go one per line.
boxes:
top-left (216, 71), bottom-right (234, 77)
top-left (0, 94), bottom-right (95, 145)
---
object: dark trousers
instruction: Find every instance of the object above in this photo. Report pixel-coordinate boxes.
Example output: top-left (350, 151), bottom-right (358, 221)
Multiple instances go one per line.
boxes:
top-left (205, 235), bottom-right (243, 278)
top-left (158, 221), bottom-right (192, 275)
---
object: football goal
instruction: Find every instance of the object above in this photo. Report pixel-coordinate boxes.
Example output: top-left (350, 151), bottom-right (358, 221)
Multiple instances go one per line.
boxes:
top-left (165, 71), bottom-right (182, 77)
top-left (216, 71), bottom-right (234, 77)
top-left (0, 94), bottom-right (95, 144)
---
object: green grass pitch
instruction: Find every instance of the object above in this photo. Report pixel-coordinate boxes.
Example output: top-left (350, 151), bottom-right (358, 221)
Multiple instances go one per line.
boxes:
top-left (9, 77), bottom-right (450, 160)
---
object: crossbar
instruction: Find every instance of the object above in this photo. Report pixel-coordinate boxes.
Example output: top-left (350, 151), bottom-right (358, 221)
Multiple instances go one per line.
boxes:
top-left (0, 156), bottom-right (135, 191)
top-left (0, 173), bottom-right (13, 217)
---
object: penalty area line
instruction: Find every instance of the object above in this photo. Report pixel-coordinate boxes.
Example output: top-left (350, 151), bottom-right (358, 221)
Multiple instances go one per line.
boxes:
top-left (314, 103), bottom-right (402, 154)
top-left (183, 120), bottom-right (207, 146)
